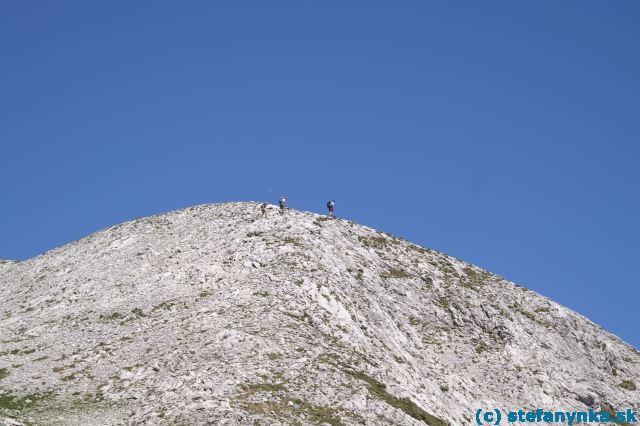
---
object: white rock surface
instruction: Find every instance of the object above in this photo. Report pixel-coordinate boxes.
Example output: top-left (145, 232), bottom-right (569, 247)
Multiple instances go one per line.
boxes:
top-left (0, 202), bottom-right (638, 425)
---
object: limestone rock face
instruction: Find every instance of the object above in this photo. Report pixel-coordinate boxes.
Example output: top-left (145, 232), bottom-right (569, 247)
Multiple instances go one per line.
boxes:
top-left (0, 202), bottom-right (638, 425)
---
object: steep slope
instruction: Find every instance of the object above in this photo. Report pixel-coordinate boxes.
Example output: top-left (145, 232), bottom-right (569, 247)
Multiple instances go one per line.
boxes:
top-left (0, 202), bottom-right (638, 425)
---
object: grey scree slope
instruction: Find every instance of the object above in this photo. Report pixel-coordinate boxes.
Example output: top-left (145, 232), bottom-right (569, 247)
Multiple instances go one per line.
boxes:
top-left (0, 202), bottom-right (638, 425)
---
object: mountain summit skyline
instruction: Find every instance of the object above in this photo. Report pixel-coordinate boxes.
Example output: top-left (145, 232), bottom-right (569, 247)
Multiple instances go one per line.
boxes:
top-left (1, 202), bottom-right (638, 425)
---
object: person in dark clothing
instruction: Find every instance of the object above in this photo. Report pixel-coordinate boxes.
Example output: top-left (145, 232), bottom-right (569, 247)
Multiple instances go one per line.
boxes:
top-left (327, 200), bottom-right (335, 217)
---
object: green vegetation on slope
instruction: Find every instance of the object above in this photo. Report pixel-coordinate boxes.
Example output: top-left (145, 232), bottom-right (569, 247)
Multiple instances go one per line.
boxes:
top-left (344, 369), bottom-right (449, 426)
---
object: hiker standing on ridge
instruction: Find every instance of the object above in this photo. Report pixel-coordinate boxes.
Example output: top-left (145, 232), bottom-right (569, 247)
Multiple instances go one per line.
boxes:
top-left (278, 196), bottom-right (287, 214)
top-left (327, 200), bottom-right (335, 217)
top-left (260, 203), bottom-right (267, 218)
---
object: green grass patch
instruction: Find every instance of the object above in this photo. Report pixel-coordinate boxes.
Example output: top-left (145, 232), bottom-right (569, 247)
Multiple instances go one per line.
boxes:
top-left (475, 341), bottom-right (489, 354)
top-left (152, 301), bottom-right (174, 312)
top-left (99, 312), bottom-right (124, 321)
top-left (434, 296), bottom-right (450, 309)
top-left (408, 244), bottom-right (430, 255)
top-left (520, 309), bottom-right (536, 321)
top-left (511, 303), bottom-right (555, 329)
top-left (131, 307), bottom-right (145, 317)
top-left (236, 381), bottom-right (344, 425)
top-left (620, 380), bottom-right (636, 391)
top-left (283, 236), bottom-right (302, 246)
top-left (358, 235), bottom-right (396, 250)
top-left (295, 401), bottom-right (343, 426)
top-left (344, 369), bottom-right (448, 425)
top-left (459, 266), bottom-right (492, 290)
top-left (242, 399), bottom-right (344, 426)
top-left (381, 268), bottom-right (411, 279)
top-left (240, 382), bottom-right (286, 395)
top-left (0, 391), bottom-right (122, 424)
top-left (0, 391), bottom-right (53, 411)
top-left (601, 402), bottom-right (631, 426)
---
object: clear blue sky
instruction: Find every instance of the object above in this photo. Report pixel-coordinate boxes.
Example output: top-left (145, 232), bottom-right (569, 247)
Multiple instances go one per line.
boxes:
top-left (1, 1), bottom-right (638, 348)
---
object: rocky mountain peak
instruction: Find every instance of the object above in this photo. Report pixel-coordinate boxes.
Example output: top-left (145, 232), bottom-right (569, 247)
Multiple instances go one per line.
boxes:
top-left (1, 202), bottom-right (638, 425)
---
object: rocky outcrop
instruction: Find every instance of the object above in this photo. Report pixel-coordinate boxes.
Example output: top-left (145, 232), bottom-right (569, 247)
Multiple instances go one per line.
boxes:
top-left (0, 202), bottom-right (638, 425)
